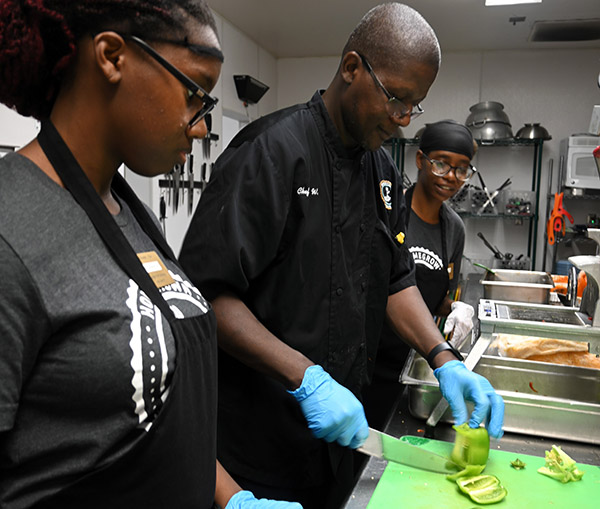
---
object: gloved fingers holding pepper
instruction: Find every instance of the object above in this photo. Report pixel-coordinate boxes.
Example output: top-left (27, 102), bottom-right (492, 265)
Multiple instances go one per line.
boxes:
top-left (434, 360), bottom-right (505, 439)
top-left (225, 490), bottom-right (303, 508)
top-left (443, 301), bottom-right (475, 345)
top-left (289, 365), bottom-right (369, 449)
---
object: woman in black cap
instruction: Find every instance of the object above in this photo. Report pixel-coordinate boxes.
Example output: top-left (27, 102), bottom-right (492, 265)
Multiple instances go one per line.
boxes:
top-left (364, 119), bottom-right (477, 430)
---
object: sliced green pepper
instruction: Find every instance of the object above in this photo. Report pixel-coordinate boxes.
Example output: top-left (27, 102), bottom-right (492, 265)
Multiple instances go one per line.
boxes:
top-left (537, 445), bottom-right (585, 483)
top-left (457, 474), bottom-right (508, 505)
top-left (446, 463), bottom-right (486, 481)
top-left (451, 423), bottom-right (490, 468)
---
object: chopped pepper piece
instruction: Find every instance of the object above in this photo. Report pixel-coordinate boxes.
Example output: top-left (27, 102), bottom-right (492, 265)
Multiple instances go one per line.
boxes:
top-left (537, 445), bottom-right (585, 483)
top-left (446, 463), bottom-right (486, 481)
top-left (456, 474), bottom-right (508, 505)
top-left (510, 458), bottom-right (526, 470)
top-left (450, 423), bottom-right (490, 468)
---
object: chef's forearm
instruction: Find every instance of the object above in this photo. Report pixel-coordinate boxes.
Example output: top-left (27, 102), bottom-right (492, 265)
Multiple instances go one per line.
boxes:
top-left (211, 292), bottom-right (313, 390)
top-left (386, 286), bottom-right (455, 368)
top-left (214, 460), bottom-right (241, 508)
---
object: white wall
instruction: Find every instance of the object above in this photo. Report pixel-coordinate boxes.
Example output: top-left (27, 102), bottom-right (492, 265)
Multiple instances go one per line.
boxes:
top-left (2, 16), bottom-right (598, 270)
top-left (276, 48), bottom-right (600, 272)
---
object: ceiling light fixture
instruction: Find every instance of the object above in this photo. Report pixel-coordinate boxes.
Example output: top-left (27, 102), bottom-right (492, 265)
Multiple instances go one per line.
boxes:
top-left (485, 0), bottom-right (542, 6)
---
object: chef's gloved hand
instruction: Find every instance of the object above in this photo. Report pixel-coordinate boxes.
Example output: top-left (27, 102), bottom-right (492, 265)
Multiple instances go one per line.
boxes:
top-left (443, 301), bottom-right (475, 345)
top-left (434, 360), bottom-right (505, 439)
top-left (225, 490), bottom-right (303, 508)
top-left (288, 365), bottom-right (369, 449)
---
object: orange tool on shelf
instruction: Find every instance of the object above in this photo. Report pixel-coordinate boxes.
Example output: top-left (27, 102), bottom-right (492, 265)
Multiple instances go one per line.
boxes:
top-left (547, 192), bottom-right (574, 245)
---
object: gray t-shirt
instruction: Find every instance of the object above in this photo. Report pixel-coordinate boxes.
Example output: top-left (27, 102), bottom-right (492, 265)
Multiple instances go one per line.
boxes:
top-left (0, 153), bottom-right (210, 507)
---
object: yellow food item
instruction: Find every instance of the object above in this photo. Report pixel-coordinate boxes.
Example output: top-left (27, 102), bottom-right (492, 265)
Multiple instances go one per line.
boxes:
top-left (492, 334), bottom-right (599, 369)
top-left (527, 351), bottom-right (600, 369)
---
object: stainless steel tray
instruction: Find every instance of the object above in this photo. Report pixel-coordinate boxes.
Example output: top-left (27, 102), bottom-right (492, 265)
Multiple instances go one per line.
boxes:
top-left (400, 336), bottom-right (600, 445)
top-left (481, 269), bottom-right (554, 304)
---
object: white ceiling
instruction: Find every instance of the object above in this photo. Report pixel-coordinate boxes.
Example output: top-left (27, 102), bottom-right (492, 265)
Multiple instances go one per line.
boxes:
top-left (210, 0), bottom-right (600, 58)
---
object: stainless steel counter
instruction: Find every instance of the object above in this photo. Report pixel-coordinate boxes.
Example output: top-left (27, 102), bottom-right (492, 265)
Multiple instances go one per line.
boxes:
top-left (343, 272), bottom-right (600, 508)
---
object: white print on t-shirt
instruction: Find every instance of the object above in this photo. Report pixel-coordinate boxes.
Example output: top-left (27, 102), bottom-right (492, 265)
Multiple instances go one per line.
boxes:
top-left (409, 246), bottom-right (443, 271)
top-left (125, 271), bottom-right (209, 430)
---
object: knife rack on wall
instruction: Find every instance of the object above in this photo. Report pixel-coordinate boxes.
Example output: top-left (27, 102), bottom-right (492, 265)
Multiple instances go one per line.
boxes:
top-left (157, 155), bottom-right (215, 235)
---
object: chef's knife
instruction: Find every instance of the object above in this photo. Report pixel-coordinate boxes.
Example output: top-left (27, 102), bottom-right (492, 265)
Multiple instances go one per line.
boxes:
top-left (357, 428), bottom-right (458, 473)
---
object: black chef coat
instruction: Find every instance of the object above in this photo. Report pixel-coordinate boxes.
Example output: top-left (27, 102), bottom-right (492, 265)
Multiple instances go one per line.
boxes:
top-left (179, 91), bottom-right (416, 488)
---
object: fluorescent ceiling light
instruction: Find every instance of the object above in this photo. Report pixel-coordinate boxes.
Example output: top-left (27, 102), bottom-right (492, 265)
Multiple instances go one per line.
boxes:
top-left (485, 0), bottom-right (542, 5)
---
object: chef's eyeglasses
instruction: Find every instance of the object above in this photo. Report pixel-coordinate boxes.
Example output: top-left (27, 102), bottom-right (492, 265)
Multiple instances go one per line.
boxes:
top-left (358, 53), bottom-right (424, 121)
top-left (127, 35), bottom-right (218, 128)
top-left (421, 152), bottom-right (477, 181)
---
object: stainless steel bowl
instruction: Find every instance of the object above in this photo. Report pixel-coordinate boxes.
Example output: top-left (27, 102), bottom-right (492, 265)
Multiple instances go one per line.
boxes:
top-left (466, 101), bottom-right (512, 126)
top-left (468, 121), bottom-right (514, 143)
top-left (515, 123), bottom-right (552, 140)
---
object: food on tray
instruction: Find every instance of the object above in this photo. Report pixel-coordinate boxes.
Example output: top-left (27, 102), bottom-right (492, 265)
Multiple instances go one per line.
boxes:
top-left (527, 351), bottom-right (600, 368)
top-left (491, 334), bottom-right (600, 369)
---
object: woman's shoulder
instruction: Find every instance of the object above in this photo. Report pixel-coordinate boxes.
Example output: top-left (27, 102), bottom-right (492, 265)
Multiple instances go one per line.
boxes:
top-left (442, 202), bottom-right (465, 232)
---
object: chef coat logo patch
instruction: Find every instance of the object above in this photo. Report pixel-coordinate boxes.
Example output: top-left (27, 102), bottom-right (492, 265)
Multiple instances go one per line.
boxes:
top-left (409, 246), bottom-right (443, 270)
top-left (379, 180), bottom-right (392, 210)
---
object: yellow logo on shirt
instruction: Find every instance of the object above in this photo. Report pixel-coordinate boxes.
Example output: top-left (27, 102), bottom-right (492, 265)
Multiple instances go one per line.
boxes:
top-left (396, 231), bottom-right (405, 244)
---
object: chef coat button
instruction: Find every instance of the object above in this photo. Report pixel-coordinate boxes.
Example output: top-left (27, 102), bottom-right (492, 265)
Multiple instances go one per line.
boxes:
top-left (361, 281), bottom-right (366, 291)
top-left (336, 287), bottom-right (343, 296)
top-left (360, 223), bottom-right (365, 232)
top-left (335, 161), bottom-right (342, 170)
top-left (335, 225), bottom-right (341, 233)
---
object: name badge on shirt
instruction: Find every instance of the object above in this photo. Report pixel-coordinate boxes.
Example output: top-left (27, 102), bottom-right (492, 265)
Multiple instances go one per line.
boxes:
top-left (448, 262), bottom-right (455, 281)
top-left (137, 251), bottom-right (175, 288)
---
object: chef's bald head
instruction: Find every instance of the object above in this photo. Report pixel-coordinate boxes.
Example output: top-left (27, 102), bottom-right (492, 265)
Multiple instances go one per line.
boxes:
top-left (342, 3), bottom-right (440, 74)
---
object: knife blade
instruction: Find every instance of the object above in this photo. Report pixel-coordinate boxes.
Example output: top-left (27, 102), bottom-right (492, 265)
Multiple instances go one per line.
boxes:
top-left (357, 428), bottom-right (458, 473)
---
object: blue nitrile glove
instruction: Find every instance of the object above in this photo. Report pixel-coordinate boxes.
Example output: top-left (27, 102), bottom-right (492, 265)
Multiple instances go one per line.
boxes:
top-left (288, 365), bottom-right (369, 449)
top-left (225, 490), bottom-right (303, 508)
top-left (434, 360), bottom-right (505, 439)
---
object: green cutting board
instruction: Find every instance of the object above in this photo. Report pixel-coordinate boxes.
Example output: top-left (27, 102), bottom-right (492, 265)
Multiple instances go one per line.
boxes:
top-left (366, 436), bottom-right (600, 509)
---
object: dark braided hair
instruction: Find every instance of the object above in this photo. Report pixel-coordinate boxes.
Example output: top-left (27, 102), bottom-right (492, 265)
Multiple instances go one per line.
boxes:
top-left (0, 0), bottom-right (219, 119)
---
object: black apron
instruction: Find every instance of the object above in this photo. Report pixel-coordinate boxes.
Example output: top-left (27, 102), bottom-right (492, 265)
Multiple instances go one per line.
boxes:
top-left (34, 121), bottom-right (218, 509)
top-left (404, 185), bottom-right (450, 314)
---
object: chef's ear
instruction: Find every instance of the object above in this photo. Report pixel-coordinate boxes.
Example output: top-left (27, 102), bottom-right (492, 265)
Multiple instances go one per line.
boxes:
top-left (340, 51), bottom-right (361, 85)
top-left (93, 32), bottom-right (127, 84)
top-left (416, 149), bottom-right (426, 170)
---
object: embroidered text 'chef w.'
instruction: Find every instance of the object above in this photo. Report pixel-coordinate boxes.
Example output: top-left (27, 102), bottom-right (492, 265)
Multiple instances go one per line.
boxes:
top-left (137, 251), bottom-right (176, 288)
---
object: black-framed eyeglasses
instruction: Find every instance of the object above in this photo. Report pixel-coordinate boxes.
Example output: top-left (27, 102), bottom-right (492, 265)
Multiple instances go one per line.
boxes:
top-left (421, 152), bottom-right (477, 181)
top-left (127, 35), bottom-right (218, 128)
top-left (358, 53), bottom-right (424, 121)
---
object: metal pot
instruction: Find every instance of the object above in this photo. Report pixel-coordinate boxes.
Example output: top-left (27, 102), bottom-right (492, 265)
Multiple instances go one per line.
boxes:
top-left (468, 121), bottom-right (513, 143)
top-left (466, 101), bottom-right (511, 127)
top-left (515, 123), bottom-right (552, 140)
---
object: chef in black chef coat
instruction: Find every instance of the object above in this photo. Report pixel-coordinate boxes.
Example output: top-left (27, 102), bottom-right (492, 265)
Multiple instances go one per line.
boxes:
top-left (180, 4), bottom-right (504, 509)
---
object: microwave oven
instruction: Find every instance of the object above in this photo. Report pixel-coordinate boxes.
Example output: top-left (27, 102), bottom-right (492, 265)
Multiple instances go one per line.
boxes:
top-left (560, 135), bottom-right (600, 190)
